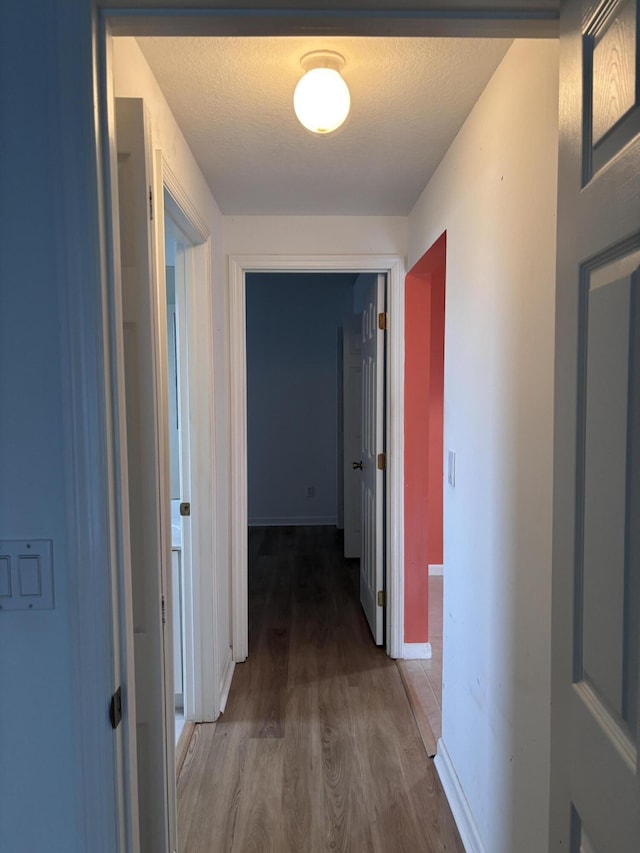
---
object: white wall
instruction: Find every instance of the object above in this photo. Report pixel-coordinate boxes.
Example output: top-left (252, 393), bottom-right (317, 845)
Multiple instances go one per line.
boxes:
top-left (223, 215), bottom-right (407, 258)
top-left (246, 273), bottom-right (355, 525)
top-left (408, 40), bottom-right (559, 853)
top-left (113, 38), bottom-right (232, 711)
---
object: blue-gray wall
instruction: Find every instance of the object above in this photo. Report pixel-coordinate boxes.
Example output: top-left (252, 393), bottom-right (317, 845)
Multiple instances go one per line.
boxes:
top-left (0, 2), bottom-right (80, 850)
top-left (246, 273), bottom-right (356, 525)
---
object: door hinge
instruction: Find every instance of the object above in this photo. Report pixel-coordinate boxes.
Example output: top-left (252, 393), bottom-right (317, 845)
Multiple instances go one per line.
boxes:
top-left (377, 452), bottom-right (386, 471)
top-left (377, 590), bottom-right (386, 608)
top-left (149, 186), bottom-right (153, 221)
top-left (378, 311), bottom-right (388, 331)
top-left (109, 686), bottom-right (123, 730)
top-left (161, 594), bottom-right (166, 626)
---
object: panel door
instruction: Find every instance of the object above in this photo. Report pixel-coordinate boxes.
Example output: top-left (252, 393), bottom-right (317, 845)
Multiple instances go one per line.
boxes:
top-left (116, 98), bottom-right (174, 853)
top-left (360, 274), bottom-right (386, 644)
top-left (550, 1), bottom-right (640, 849)
top-left (343, 314), bottom-right (362, 559)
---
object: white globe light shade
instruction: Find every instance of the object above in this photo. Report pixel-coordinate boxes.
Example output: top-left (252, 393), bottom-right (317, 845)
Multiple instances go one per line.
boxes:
top-left (293, 67), bottom-right (350, 134)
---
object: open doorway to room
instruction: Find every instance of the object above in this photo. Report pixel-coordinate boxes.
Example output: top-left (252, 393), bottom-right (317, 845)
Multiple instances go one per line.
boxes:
top-left (244, 271), bottom-right (386, 646)
top-left (101, 16), bottom-right (559, 853)
top-left (162, 182), bottom-right (220, 778)
top-left (246, 273), bottom-right (357, 534)
top-left (227, 254), bottom-right (405, 667)
top-left (398, 232), bottom-right (446, 758)
top-left (163, 203), bottom-right (195, 748)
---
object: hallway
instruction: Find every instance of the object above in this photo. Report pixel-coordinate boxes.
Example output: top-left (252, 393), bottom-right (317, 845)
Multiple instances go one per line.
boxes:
top-left (177, 526), bottom-right (463, 852)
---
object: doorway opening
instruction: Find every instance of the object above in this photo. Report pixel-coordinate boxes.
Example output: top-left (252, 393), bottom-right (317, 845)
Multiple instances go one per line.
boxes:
top-left (228, 254), bottom-right (405, 665)
top-left (164, 202), bottom-right (197, 748)
top-left (245, 271), bottom-right (385, 643)
top-left (398, 232), bottom-right (446, 757)
top-left (96, 12), bottom-right (548, 853)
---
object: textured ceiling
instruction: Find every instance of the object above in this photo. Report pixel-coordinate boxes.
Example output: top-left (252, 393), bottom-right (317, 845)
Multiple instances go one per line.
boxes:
top-left (136, 36), bottom-right (511, 215)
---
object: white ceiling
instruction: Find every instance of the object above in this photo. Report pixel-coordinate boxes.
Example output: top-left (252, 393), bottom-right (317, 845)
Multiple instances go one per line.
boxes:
top-left (136, 36), bottom-right (512, 216)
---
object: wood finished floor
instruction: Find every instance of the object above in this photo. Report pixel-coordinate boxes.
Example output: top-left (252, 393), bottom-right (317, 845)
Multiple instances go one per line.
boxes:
top-left (397, 576), bottom-right (443, 758)
top-left (177, 526), bottom-right (463, 853)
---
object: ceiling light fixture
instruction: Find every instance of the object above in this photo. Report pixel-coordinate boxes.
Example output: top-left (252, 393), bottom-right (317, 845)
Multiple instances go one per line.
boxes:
top-left (293, 51), bottom-right (350, 135)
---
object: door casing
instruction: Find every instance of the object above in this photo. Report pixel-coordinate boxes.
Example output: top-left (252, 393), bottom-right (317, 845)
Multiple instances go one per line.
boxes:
top-left (161, 172), bottom-right (223, 725)
top-left (73, 5), bottom-right (561, 851)
top-left (228, 255), bottom-right (404, 662)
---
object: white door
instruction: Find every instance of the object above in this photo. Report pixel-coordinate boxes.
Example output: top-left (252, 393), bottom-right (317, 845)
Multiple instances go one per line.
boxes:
top-left (360, 274), bottom-right (385, 644)
top-left (116, 98), bottom-right (175, 853)
top-left (550, 1), bottom-right (640, 850)
top-left (343, 315), bottom-right (362, 559)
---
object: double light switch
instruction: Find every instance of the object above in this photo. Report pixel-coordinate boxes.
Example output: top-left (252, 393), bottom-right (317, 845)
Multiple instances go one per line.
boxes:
top-left (0, 540), bottom-right (54, 611)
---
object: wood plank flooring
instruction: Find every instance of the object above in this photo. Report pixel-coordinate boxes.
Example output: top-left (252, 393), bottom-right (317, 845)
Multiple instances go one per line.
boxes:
top-left (177, 526), bottom-right (463, 853)
top-left (397, 576), bottom-right (444, 759)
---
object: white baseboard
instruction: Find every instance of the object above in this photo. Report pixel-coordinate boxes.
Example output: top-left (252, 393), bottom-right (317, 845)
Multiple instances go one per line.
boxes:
top-left (248, 516), bottom-right (337, 527)
top-left (219, 655), bottom-right (235, 715)
top-left (402, 642), bottom-right (432, 660)
top-left (429, 564), bottom-right (444, 576)
top-left (434, 738), bottom-right (487, 853)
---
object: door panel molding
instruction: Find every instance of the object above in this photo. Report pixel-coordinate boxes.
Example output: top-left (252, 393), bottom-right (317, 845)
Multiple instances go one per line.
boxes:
top-left (551, 0), bottom-right (640, 848)
top-left (228, 254), bottom-right (405, 661)
top-left (359, 274), bottom-right (385, 643)
top-left (342, 315), bottom-right (362, 560)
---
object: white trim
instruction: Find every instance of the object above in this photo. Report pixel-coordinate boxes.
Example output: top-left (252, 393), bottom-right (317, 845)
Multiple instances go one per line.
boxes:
top-left (89, 7), bottom-right (560, 852)
top-left (402, 642), bottom-right (432, 660)
top-left (218, 653), bottom-right (235, 715)
top-left (229, 254), bottom-right (405, 662)
top-left (101, 27), bottom-right (141, 852)
top-left (184, 242), bottom-right (219, 719)
top-left (429, 564), bottom-right (444, 576)
top-left (173, 246), bottom-right (197, 720)
top-left (152, 148), bottom-right (178, 853)
top-left (162, 160), bottom-right (209, 245)
top-left (162, 160), bottom-right (220, 722)
top-left (58, 17), bottom-right (127, 849)
top-left (248, 516), bottom-right (337, 527)
top-left (435, 739), bottom-right (487, 853)
top-left (229, 259), bottom-right (249, 662)
top-left (385, 257), bottom-right (406, 661)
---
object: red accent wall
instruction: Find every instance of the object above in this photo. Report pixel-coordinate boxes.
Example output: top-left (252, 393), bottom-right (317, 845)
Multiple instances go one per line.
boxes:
top-left (404, 232), bottom-right (446, 645)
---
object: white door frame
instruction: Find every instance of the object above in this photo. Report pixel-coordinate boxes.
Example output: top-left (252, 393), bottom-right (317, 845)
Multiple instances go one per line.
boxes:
top-left (104, 81), bottom-right (220, 847)
top-left (161, 164), bottom-right (221, 723)
top-left (228, 254), bottom-right (405, 661)
top-left (69, 6), bottom-right (558, 850)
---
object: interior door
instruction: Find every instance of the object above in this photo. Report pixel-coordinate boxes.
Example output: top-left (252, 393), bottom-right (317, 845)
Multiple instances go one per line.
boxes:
top-left (360, 274), bottom-right (386, 644)
top-left (343, 314), bottom-right (362, 559)
top-left (116, 97), bottom-right (175, 853)
top-left (550, 1), bottom-right (640, 850)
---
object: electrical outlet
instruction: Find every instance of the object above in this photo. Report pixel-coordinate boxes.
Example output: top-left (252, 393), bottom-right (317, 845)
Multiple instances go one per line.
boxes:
top-left (447, 451), bottom-right (456, 487)
top-left (306, 485), bottom-right (315, 498)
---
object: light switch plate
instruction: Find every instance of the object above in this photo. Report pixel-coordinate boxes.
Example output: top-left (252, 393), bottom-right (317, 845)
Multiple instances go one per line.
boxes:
top-left (0, 557), bottom-right (11, 597)
top-left (0, 540), bottom-right (54, 611)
